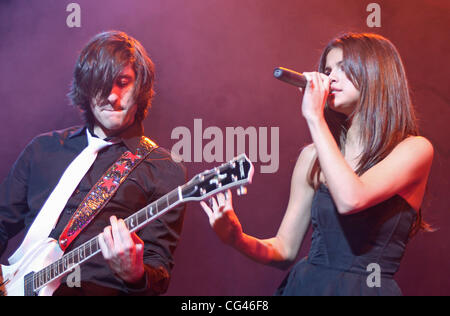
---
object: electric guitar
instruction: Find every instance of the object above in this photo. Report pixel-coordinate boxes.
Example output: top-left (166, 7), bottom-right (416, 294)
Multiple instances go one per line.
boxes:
top-left (0, 154), bottom-right (254, 296)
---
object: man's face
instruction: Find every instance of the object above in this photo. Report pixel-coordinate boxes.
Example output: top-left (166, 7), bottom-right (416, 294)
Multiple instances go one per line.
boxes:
top-left (90, 64), bottom-right (138, 137)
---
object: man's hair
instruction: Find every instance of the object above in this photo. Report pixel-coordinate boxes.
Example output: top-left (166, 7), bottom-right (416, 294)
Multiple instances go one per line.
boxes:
top-left (68, 30), bottom-right (155, 124)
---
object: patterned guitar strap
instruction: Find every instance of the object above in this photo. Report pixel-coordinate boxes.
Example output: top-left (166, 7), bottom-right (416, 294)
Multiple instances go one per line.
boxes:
top-left (58, 136), bottom-right (158, 252)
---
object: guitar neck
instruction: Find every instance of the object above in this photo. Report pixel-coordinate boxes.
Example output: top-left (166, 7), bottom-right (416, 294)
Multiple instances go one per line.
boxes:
top-left (32, 187), bottom-right (183, 292)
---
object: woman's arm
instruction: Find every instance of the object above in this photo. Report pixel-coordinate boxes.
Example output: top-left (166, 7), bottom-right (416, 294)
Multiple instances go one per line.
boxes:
top-left (301, 72), bottom-right (434, 215)
top-left (201, 145), bottom-right (316, 270)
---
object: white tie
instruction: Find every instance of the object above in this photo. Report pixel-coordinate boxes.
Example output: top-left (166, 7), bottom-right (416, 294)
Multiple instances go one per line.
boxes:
top-left (9, 129), bottom-right (112, 264)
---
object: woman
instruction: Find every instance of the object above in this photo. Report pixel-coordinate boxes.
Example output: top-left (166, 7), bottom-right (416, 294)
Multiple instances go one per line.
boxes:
top-left (200, 33), bottom-right (434, 296)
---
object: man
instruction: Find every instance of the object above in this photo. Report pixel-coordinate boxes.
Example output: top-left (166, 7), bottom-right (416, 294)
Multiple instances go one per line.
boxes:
top-left (0, 31), bottom-right (186, 295)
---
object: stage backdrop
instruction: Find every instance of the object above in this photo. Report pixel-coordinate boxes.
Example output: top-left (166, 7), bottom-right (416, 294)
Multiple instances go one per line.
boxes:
top-left (0, 0), bottom-right (448, 296)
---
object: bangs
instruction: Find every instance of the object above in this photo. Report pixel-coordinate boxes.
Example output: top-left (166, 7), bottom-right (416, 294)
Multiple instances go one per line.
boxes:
top-left (319, 39), bottom-right (363, 92)
top-left (77, 37), bottom-right (136, 103)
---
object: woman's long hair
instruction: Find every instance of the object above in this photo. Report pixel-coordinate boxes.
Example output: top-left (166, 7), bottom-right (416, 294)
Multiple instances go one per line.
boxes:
top-left (307, 33), bottom-right (431, 236)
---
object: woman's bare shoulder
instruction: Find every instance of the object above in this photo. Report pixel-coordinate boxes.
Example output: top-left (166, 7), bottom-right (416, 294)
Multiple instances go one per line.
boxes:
top-left (395, 135), bottom-right (434, 162)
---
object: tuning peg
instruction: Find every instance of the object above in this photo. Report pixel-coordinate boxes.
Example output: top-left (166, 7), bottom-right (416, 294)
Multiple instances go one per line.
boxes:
top-left (237, 186), bottom-right (247, 196)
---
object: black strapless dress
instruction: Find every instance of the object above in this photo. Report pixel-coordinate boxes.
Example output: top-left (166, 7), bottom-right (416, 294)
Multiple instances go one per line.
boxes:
top-left (275, 183), bottom-right (416, 296)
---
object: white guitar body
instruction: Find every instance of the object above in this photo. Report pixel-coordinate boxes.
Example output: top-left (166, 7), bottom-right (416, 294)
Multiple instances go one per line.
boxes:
top-left (0, 238), bottom-right (63, 296)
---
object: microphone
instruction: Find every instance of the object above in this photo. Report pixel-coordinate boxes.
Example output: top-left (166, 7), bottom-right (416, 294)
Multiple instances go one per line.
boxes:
top-left (273, 67), bottom-right (307, 88)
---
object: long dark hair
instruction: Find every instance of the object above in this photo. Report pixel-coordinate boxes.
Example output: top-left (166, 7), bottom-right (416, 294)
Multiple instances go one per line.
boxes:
top-left (68, 30), bottom-right (155, 125)
top-left (307, 33), bottom-right (431, 236)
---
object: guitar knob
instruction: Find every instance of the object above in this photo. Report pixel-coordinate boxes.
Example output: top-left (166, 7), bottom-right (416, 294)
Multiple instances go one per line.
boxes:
top-left (237, 186), bottom-right (247, 196)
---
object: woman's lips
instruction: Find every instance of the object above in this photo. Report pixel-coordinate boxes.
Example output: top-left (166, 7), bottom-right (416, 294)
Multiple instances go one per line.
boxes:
top-left (330, 89), bottom-right (342, 95)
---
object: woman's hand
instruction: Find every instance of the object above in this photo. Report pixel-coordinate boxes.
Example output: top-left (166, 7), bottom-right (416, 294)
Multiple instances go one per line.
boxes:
top-left (200, 190), bottom-right (243, 246)
top-left (300, 72), bottom-right (330, 122)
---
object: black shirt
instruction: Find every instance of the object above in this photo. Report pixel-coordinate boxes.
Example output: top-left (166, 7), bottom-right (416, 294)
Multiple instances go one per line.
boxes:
top-left (0, 123), bottom-right (186, 295)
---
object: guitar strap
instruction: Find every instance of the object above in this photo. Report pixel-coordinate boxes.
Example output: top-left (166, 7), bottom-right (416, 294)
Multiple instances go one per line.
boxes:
top-left (58, 136), bottom-right (158, 252)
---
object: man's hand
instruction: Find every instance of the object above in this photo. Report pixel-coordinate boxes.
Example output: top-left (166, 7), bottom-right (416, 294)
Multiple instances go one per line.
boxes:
top-left (98, 216), bottom-right (145, 284)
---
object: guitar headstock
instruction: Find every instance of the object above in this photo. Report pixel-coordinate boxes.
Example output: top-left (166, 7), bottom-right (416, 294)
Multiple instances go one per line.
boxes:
top-left (181, 154), bottom-right (254, 202)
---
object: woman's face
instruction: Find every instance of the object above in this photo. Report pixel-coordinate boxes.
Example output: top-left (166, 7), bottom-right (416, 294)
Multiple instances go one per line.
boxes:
top-left (324, 47), bottom-right (360, 117)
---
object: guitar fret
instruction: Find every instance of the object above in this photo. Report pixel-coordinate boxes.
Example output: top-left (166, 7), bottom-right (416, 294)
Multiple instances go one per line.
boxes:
top-left (168, 192), bottom-right (174, 205)
top-left (39, 270), bottom-right (43, 287)
top-left (51, 263), bottom-right (55, 280)
top-left (168, 190), bottom-right (178, 205)
top-left (34, 274), bottom-right (38, 291)
top-left (44, 267), bottom-right (48, 284)
top-left (36, 272), bottom-right (40, 289)
top-left (147, 205), bottom-right (154, 218)
top-left (133, 212), bottom-right (139, 229)
top-left (92, 238), bottom-right (98, 253)
top-left (138, 210), bottom-right (146, 226)
top-left (46, 267), bottom-right (50, 284)
top-left (127, 213), bottom-right (137, 230)
top-left (91, 238), bottom-right (97, 253)
top-left (40, 269), bottom-right (44, 286)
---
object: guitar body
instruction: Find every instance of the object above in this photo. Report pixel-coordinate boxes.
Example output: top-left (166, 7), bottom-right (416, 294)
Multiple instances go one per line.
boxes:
top-left (0, 238), bottom-right (63, 296)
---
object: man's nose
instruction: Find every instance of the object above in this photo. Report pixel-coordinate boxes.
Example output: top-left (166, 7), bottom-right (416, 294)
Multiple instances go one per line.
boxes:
top-left (108, 93), bottom-right (119, 104)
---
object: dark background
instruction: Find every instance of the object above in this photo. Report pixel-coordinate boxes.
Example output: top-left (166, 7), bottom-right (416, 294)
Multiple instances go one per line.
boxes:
top-left (0, 0), bottom-right (448, 295)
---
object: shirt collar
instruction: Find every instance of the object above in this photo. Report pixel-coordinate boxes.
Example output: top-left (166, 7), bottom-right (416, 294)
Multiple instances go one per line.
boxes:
top-left (68, 122), bottom-right (144, 153)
